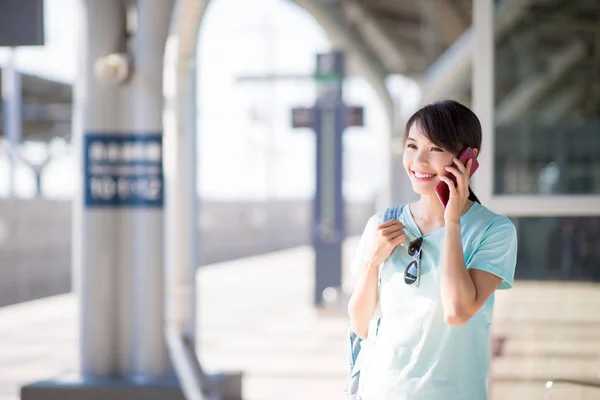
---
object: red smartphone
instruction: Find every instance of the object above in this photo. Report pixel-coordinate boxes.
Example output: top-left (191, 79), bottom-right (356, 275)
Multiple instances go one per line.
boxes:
top-left (435, 146), bottom-right (479, 208)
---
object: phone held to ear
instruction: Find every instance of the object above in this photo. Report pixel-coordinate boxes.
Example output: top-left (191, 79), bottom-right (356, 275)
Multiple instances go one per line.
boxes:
top-left (435, 146), bottom-right (479, 208)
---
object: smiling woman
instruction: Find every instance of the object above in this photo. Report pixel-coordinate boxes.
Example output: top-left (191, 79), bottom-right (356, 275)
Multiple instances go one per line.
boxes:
top-left (403, 100), bottom-right (481, 205)
top-left (347, 100), bottom-right (518, 400)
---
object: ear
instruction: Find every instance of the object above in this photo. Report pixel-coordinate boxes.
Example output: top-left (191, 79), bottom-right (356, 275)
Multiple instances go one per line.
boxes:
top-left (472, 148), bottom-right (479, 157)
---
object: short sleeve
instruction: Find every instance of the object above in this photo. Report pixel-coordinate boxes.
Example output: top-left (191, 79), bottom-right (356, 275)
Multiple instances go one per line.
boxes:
top-left (466, 216), bottom-right (518, 290)
top-left (350, 214), bottom-right (382, 275)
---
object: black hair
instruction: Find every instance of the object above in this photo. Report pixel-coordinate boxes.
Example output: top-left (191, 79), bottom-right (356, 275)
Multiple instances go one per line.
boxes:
top-left (404, 100), bottom-right (482, 204)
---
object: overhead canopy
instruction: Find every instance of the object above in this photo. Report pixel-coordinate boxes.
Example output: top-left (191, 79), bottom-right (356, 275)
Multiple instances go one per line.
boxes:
top-left (0, 69), bottom-right (71, 142)
top-left (4, 0), bottom-right (600, 142)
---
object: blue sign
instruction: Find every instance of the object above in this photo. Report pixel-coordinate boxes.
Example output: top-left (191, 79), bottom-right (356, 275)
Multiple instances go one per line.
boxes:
top-left (84, 133), bottom-right (164, 208)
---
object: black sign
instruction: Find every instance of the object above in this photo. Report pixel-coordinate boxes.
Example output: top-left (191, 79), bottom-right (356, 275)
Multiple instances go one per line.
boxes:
top-left (0, 0), bottom-right (44, 46)
top-left (346, 106), bottom-right (364, 127)
top-left (291, 107), bottom-right (314, 128)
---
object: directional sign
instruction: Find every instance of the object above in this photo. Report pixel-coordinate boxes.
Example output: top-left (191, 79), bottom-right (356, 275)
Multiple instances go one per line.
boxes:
top-left (346, 106), bottom-right (364, 127)
top-left (291, 107), bottom-right (314, 128)
top-left (290, 51), bottom-right (365, 307)
top-left (292, 105), bottom-right (364, 129)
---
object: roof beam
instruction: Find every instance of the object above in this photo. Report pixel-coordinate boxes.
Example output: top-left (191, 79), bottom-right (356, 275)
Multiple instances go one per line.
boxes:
top-left (496, 40), bottom-right (586, 125)
top-left (424, 0), bottom-right (469, 45)
top-left (420, 0), bottom-right (535, 105)
top-left (536, 81), bottom-right (584, 122)
top-left (340, 0), bottom-right (427, 73)
top-left (290, 0), bottom-right (390, 106)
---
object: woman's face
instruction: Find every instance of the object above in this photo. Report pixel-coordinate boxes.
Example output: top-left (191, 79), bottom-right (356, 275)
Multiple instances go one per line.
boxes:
top-left (402, 122), bottom-right (456, 195)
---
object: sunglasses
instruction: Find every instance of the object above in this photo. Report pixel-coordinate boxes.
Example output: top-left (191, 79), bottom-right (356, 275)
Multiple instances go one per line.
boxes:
top-left (404, 236), bottom-right (423, 287)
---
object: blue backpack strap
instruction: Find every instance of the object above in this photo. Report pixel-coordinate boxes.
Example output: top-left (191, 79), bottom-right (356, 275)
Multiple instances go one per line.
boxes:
top-left (383, 205), bottom-right (402, 223)
top-left (375, 205), bottom-right (402, 333)
top-left (346, 204), bottom-right (403, 395)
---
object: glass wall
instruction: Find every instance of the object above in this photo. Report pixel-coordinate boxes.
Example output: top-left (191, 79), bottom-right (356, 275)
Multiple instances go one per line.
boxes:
top-left (493, 0), bottom-right (600, 281)
top-left (494, 0), bottom-right (600, 196)
top-left (485, 2), bottom-right (600, 399)
top-left (511, 216), bottom-right (600, 281)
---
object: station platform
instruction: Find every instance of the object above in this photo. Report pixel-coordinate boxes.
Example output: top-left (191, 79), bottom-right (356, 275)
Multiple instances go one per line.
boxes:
top-left (1, 238), bottom-right (599, 400)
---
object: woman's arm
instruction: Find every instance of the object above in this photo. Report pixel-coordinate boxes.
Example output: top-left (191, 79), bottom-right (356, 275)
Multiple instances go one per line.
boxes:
top-left (439, 158), bottom-right (504, 326)
top-left (347, 218), bottom-right (406, 338)
top-left (440, 221), bottom-right (501, 326)
top-left (347, 261), bottom-right (380, 338)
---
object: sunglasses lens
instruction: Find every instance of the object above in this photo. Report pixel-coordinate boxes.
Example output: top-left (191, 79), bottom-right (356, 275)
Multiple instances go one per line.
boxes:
top-left (408, 237), bottom-right (423, 257)
top-left (404, 260), bottom-right (419, 285)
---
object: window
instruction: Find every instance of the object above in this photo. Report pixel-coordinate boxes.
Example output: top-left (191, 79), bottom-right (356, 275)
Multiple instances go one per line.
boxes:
top-left (512, 216), bottom-right (600, 280)
top-left (494, 1), bottom-right (600, 195)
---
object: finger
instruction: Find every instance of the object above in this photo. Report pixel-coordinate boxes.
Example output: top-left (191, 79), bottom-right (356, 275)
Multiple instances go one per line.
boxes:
top-left (445, 165), bottom-right (468, 193)
top-left (453, 157), bottom-right (467, 174)
top-left (386, 228), bottom-right (406, 240)
top-left (439, 176), bottom-right (458, 197)
top-left (385, 232), bottom-right (406, 247)
top-left (378, 220), bottom-right (405, 231)
top-left (378, 219), bottom-right (398, 228)
top-left (444, 166), bottom-right (462, 180)
top-left (394, 233), bottom-right (407, 245)
top-left (380, 223), bottom-right (405, 236)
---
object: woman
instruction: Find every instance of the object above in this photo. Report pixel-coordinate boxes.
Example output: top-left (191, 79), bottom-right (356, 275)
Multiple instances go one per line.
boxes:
top-left (348, 100), bottom-right (517, 399)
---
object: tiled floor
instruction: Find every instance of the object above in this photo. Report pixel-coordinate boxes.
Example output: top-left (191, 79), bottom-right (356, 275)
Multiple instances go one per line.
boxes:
top-left (1, 240), bottom-right (599, 400)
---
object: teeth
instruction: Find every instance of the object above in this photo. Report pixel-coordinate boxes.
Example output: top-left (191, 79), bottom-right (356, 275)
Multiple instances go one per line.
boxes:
top-left (414, 172), bottom-right (435, 178)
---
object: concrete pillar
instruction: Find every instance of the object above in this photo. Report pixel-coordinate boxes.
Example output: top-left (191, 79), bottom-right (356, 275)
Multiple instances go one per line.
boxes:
top-left (22, 0), bottom-right (241, 398)
top-left (120, 0), bottom-right (175, 380)
top-left (163, 0), bottom-right (209, 356)
top-left (74, 0), bottom-right (174, 381)
top-left (73, 0), bottom-right (126, 377)
top-left (163, 1), bottom-right (243, 399)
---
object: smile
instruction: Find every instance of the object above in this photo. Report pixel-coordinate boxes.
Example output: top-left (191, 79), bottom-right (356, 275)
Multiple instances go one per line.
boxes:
top-left (412, 171), bottom-right (437, 181)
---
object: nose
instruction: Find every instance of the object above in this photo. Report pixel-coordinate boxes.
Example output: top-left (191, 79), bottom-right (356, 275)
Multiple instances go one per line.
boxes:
top-left (414, 150), bottom-right (429, 167)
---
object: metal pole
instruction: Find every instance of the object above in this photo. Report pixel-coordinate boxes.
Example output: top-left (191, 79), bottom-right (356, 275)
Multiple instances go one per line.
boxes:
top-left (74, 0), bottom-right (126, 377)
top-left (164, 0), bottom-right (206, 353)
top-left (1, 48), bottom-right (22, 198)
top-left (471, 0), bottom-right (494, 205)
top-left (164, 0), bottom-right (211, 398)
top-left (120, 0), bottom-right (175, 380)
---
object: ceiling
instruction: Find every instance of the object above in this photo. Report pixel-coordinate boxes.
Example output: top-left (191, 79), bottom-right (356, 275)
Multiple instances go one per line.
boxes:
top-left (2, 0), bottom-right (599, 143)
top-left (0, 71), bottom-right (71, 142)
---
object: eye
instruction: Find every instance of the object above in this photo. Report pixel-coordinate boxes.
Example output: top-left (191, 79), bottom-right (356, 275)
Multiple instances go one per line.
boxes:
top-left (431, 147), bottom-right (444, 152)
top-left (406, 143), bottom-right (417, 149)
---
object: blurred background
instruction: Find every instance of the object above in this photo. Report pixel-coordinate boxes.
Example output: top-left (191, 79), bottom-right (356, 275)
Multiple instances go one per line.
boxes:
top-left (0, 0), bottom-right (599, 399)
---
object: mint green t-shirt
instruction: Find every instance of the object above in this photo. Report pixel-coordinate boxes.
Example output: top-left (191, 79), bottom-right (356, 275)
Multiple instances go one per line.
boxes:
top-left (352, 202), bottom-right (518, 400)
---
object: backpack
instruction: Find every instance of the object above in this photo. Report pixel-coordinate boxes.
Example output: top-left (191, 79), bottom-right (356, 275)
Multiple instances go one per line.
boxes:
top-left (345, 205), bottom-right (402, 395)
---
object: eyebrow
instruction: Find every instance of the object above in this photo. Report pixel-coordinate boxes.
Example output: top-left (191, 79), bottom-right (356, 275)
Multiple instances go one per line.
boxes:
top-left (406, 136), bottom-right (443, 148)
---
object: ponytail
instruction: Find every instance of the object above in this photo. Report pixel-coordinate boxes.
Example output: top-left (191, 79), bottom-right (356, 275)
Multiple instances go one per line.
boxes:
top-left (468, 185), bottom-right (481, 204)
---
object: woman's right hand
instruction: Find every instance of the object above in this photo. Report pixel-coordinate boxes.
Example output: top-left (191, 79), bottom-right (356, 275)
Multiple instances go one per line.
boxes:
top-left (348, 218), bottom-right (407, 337)
top-left (366, 219), bottom-right (407, 267)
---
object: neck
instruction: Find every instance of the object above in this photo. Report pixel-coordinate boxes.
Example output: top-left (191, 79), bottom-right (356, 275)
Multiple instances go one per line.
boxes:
top-left (414, 194), bottom-right (446, 222)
